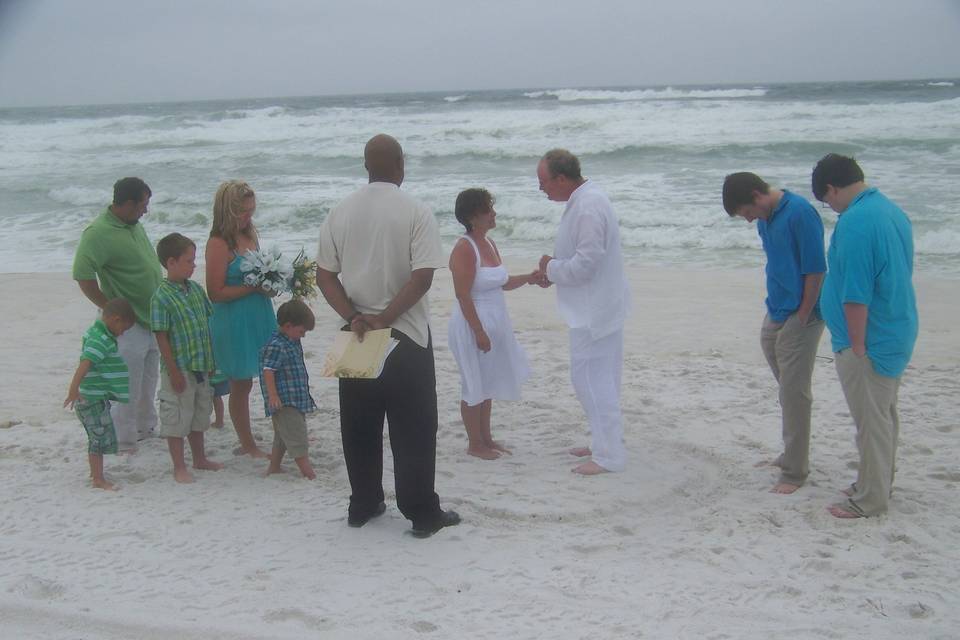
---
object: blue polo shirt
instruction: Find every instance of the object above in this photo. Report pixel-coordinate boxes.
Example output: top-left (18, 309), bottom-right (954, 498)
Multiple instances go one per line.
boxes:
top-left (757, 190), bottom-right (826, 322)
top-left (820, 188), bottom-right (918, 377)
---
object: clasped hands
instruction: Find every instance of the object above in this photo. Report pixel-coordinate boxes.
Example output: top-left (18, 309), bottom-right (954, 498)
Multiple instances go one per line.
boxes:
top-left (530, 254), bottom-right (553, 288)
top-left (349, 312), bottom-right (388, 342)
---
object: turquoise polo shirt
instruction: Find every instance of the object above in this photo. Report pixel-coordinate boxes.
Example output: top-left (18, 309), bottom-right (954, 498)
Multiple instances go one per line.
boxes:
top-left (756, 190), bottom-right (826, 322)
top-left (72, 207), bottom-right (163, 327)
top-left (820, 188), bottom-right (918, 377)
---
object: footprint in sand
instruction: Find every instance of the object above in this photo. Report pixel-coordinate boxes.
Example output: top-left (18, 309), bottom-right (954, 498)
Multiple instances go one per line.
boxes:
top-left (8, 575), bottom-right (66, 600)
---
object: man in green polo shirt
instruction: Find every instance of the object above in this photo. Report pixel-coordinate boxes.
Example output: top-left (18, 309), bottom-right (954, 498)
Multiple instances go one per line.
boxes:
top-left (73, 177), bottom-right (163, 451)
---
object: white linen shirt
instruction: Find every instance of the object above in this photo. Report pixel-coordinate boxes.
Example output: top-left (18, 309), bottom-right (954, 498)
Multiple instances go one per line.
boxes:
top-left (316, 182), bottom-right (445, 348)
top-left (545, 180), bottom-right (630, 339)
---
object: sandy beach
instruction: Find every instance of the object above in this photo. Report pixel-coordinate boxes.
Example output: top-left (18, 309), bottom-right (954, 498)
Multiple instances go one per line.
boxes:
top-left (0, 264), bottom-right (958, 639)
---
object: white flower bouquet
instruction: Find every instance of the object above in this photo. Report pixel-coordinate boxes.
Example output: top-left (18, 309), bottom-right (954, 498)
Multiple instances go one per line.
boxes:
top-left (239, 247), bottom-right (318, 299)
top-left (239, 247), bottom-right (292, 295)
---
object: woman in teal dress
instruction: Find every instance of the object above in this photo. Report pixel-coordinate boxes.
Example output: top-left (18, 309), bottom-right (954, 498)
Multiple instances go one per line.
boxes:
top-left (205, 180), bottom-right (277, 458)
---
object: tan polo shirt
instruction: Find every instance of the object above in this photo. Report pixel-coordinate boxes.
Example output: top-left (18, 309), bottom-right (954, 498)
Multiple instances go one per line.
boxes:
top-left (316, 182), bottom-right (445, 348)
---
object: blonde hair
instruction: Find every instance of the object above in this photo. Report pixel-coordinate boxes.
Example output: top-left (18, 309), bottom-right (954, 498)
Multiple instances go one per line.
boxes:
top-left (210, 180), bottom-right (257, 250)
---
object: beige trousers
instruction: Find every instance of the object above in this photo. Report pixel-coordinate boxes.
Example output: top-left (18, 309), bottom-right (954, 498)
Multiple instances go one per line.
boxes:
top-left (835, 349), bottom-right (901, 517)
top-left (760, 312), bottom-right (825, 486)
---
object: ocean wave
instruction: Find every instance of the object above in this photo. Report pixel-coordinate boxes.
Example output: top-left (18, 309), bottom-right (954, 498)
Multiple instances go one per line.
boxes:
top-left (915, 229), bottom-right (960, 255)
top-left (524, 87), bottom-right (768, 102)
top-left (927, 81), bottom-right (955, 87)
top-left (444, 95), bottom-right (468, 103)
top-left (48, 186), bottom-right (110, 206)
top-left (620, 225), bottom-right (758, 250)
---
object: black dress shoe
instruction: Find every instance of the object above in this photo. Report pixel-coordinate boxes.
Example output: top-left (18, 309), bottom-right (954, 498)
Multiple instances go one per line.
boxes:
top-left (410, 510), bottom-right (461, 539)
top-left (347, 502), bottom-right (386, 528)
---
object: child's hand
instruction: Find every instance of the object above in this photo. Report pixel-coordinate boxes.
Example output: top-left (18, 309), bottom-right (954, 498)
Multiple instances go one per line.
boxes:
top-left (169, 368), bottom-right (187, 394)
top-left (268, 394), bottom-right (282, 411)
top-left (63, 388), bottom-right (79, 409)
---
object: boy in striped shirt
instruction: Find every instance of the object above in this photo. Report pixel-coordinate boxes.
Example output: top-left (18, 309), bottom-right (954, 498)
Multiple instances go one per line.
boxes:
top-left (151, 233), bottom-right (223, 483)
top-left (64, 298), bottom-right (137, 490)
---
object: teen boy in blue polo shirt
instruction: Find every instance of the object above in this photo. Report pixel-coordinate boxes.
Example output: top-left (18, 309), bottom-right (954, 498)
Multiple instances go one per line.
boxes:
top-left (723, 172), bottom-right (826, 494)
top-left (813, 154), bottom-right (918, 519)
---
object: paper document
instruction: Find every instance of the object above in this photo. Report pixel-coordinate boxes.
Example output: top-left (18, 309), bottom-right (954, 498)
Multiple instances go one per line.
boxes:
top-left (321, 328), bottom-right (398, 378)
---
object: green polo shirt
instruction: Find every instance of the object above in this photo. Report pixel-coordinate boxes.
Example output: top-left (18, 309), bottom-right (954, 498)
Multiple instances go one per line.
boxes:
top-left (72, 207), bottom-right (163, 326)
top-left (78, 319), bottom-right (130, 402)
top-left (150, 279), bottom-right (216, 373)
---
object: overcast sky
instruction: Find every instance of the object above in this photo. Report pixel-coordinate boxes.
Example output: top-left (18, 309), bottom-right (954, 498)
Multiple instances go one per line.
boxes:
top-left (1, 0), bottom-right (959, 107)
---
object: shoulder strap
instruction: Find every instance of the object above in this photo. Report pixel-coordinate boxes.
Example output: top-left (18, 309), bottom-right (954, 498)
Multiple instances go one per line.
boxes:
top-left (461, 235), bottom-right (481, 266)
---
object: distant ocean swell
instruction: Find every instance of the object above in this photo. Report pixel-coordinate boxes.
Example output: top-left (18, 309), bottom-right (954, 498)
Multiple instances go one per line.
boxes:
top-left (0, 80), bottom-right (958, 275)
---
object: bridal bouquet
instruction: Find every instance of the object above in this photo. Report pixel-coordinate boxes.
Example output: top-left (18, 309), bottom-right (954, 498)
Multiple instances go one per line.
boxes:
top-left (239, 247), bottom-right (318, 299)
top-left (288, 249), bottom-right (318, 299)
top-left (239, 247), bottom-right (292, 295)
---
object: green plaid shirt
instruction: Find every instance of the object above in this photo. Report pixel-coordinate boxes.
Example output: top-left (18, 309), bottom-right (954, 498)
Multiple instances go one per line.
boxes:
top-left (150, 279), bottom-right (215, 373)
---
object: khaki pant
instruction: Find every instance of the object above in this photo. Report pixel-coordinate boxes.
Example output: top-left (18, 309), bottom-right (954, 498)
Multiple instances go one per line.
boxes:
top-left (835, 349), bottom-right (901, 517)
top-left (271, 407), bottom-right (309, 459)
top-left (760, 312), bottom-right (825, 486)
top-left (111, 322), bottom-right (160, 446)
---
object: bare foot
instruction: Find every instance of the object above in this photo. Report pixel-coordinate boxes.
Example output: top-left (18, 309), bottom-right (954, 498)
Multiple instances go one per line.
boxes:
top-left (771, 482), bottom-right (800, 494)
top-left (467, 446), bottom-right (501, 460)
top-left (91, 478), bottom-right (119, 491)
top-left (234, 446), bottom-right (270, 459)
top-left (210, 421), bottom-right (224, 429)
top-left (828, 504), bottom-right (864, 519)
top-left (572, 461), bottom-right (608, 475)
top-left (294, 457), bottom-right (316, 480)
top-left (174, 468), bottom-right (195, 484)
top-left (490, 440), bottom-right (512, 455)
top-left (194, 459), bottom-right (224, 471)
top-left (264, 466), bottom-right (286, 477)
top-left (569, 446), bottom-right (592, 457)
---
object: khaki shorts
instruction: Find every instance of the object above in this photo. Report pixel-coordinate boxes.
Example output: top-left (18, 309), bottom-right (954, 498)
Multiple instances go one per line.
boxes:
top-left (271, 407), bottom-right (308, 458)
top-left (157, 372), bottom-right (213, 438)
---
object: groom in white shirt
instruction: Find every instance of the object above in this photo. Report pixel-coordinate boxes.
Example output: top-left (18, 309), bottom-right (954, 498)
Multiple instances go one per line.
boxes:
top-left (536, 149), bottom-right (630, 474)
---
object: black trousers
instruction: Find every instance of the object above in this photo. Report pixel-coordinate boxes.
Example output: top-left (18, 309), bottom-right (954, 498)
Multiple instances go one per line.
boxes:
top-left (338, 329), bottom-right (442, 527)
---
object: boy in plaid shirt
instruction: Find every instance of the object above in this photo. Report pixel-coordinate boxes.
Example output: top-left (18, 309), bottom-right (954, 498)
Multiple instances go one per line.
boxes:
top-left (151, 233), bottom-right (223, 483)
top-left (260, 299), bottom-right (318, 479)
top-left (64, 298), bottom-right (137, 490)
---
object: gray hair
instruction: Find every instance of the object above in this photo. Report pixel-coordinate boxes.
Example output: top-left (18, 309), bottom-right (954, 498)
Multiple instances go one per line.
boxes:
top-left (541, 148), bottom-right (582, 181)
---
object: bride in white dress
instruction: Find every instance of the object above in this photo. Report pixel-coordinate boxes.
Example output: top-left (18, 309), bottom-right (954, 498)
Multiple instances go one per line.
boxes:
top-left (448, 189), bottom-right (536, 459)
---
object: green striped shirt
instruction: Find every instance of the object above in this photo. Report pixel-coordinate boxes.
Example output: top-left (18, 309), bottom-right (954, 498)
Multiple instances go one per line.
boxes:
top-left (78, 319), bottom-right (129, 402)
top-left (150, 279), bottom-right (215, 373)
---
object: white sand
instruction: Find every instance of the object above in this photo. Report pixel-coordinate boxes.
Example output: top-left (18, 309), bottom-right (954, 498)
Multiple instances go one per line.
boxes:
top-left (1, 266), bottom-right (958, 639)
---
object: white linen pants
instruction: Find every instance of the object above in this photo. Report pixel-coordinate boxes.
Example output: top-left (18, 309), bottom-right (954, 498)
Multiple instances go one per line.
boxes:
top-left (111, 322), bottom-right (160, 448)
top-left (569, 328), bottom-right (626, 472)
